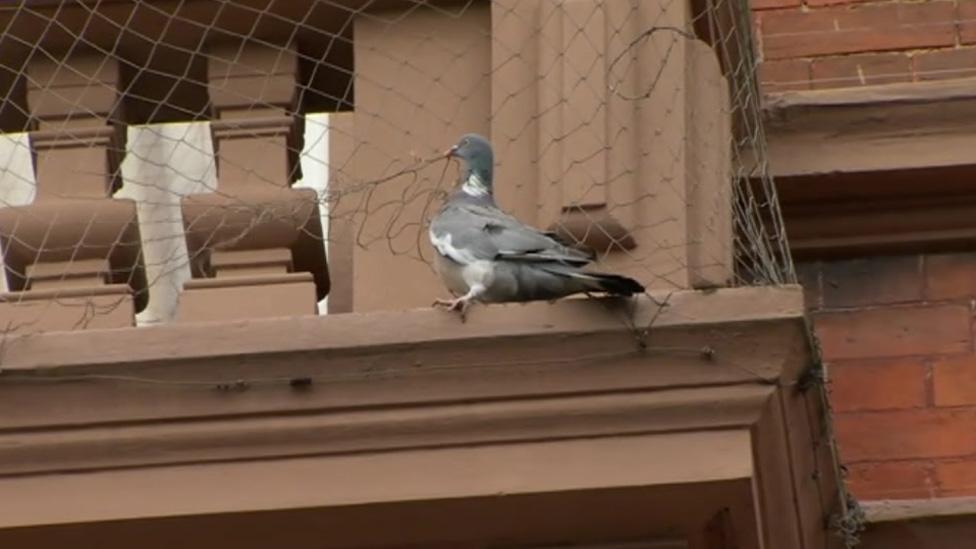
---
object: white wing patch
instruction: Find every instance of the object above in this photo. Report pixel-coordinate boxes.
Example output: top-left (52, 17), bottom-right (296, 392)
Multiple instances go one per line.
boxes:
top-left (429, 229), bottom-right (478, 265)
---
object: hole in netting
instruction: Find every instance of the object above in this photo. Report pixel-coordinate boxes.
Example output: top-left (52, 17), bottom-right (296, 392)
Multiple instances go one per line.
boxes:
top-left (118, 42), bottom-right (212, 124)
top-left (297, 12), bottom-right (355, 113)
top-left (0, 40), bottom-right (30, 133)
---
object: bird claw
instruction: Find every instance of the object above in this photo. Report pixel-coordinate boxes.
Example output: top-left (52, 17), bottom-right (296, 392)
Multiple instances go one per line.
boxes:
top-left (432, 297), bottom-right (471, 322)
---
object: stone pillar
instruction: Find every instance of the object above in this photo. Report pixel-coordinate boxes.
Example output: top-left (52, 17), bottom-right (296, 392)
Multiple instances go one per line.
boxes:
top-left (114, 37), bottom-right (214, 326)
top-left (346, 4), bottom-right (492, 312)
top-left (491, 0), bottom-right (733, 291)
top-left (177, 40), bottom-right (328, 322)
top-left (0, 51), bottom-right (146, 333)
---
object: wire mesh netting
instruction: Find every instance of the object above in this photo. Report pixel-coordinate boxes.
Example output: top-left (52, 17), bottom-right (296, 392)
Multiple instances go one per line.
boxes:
top-left (0, 0), bottom-right (794, 334)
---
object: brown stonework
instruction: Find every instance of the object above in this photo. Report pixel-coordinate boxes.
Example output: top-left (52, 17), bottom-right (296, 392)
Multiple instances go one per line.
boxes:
top-left (178, 41), bottom-right (327, 322)
top-left (0, 50), bottom-right (146, 332)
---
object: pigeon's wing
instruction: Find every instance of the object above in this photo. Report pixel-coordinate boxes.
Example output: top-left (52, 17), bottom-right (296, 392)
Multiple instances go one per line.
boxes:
top-left (431, 202), bottom-right (592, 266)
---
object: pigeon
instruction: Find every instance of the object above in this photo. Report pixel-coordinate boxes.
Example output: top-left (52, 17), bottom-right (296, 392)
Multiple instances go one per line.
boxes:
top-left (428, 133), bottom-right (645, 320)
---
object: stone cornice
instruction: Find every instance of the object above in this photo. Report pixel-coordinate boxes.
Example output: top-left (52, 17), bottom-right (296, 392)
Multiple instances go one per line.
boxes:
top-left (0, 288), bottom-right (807, 443)
top-left (753, 78), bottom-right (976, 259)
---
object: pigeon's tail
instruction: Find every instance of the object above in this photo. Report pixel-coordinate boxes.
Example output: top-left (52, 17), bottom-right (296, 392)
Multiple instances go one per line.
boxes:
top-left (579, 271), bottom-right (645, 296)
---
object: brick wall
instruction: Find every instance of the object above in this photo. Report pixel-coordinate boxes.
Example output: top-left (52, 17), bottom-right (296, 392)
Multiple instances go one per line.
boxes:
top-left (753, 0), bottom-right (976, 92)
top-left (801, 253), bottom-right (976, 500)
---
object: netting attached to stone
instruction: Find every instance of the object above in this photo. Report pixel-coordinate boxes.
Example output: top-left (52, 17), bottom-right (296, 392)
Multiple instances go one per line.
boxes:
top-left (0, 0), bottom-right (794, 333)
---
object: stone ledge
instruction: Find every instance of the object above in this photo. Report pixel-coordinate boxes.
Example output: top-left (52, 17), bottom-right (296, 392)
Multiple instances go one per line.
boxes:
top-left (752, 78), bottom-right (976, 258)
top-left (0, 285), bottom-right (805, 370)
top-left (859, 497), bottom-right (976, 549)
top-left (863, 497), bottom-right (976, 523)
top-left (761, 77), bottom-right (976, 179)
top-left (0, 285), bottom-right (838, 549)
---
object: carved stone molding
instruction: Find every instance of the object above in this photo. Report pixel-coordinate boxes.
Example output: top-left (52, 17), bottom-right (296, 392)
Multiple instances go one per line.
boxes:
top-left (751, 78), bottom-right (976, 258)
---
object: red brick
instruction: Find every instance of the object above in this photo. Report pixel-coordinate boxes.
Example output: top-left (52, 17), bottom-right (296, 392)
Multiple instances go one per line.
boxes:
top-left (925, 252), bottom-right (976, 300)
top-left (760, 2), bottom-right (956, 60)
top-left (814, 304), bottom-right (971, 361)
top-left (835, 408), bottom-right (976, 462)
top-left (758, 59), bottom-right (811, 92)
top-left (933, 354), bottom-right (976, 407)
top-left (935, 459), bottom-right (976, 497)
top-left (829, 359), bottom-right (927, 412)
top-left (820, 255), bottom-right (922, 309)
top-left (811, 52), bottom-right (912, 90)
top-left (961, 1), bottom-right (976, 45)
top-left (914, 48), bottom-right (976, 82)
top-left (845, 461), bottom-right (934, 500)
top-left (751, 0), bottom-right (801, 9)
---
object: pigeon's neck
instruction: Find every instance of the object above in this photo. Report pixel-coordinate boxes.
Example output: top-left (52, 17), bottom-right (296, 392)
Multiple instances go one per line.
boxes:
top-left (458, 165), bottom-right (493, 200)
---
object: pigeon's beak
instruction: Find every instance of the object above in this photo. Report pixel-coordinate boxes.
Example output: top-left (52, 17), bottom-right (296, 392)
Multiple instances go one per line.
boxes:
top-left (444, 145), bottom-right (458, 158)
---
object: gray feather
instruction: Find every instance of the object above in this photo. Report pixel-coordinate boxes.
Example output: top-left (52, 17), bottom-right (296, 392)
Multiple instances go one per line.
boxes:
top-left (430, 202), bottom-right (591, 267)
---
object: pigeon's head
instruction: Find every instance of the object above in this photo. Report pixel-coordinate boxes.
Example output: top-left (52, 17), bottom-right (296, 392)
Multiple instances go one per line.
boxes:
top-left (446, 133), bottom-right (493, 165)
top-left (446, 133), bottom-right (494, 197)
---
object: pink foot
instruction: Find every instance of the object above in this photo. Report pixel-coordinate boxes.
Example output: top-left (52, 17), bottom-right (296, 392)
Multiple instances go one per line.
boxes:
top-left (432, 296), bottom-right (472, 322)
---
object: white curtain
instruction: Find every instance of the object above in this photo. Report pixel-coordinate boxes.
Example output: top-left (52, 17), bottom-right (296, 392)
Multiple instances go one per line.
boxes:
top-left (294, 112), bottom-right (330, 314)
top-left (118, 122), bottom-right (216, 325)
top-left (0, 133), bottom-right (36, 292)
top-left (4, 116), bottom-right (330, 321)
